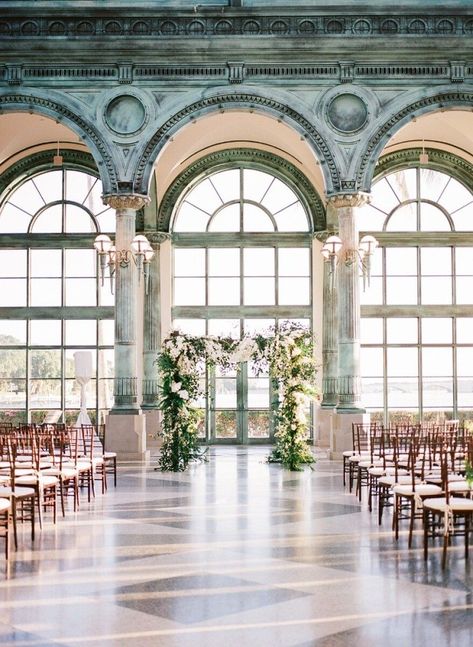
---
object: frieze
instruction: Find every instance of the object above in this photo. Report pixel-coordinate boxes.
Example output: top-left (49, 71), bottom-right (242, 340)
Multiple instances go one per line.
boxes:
top-left (1, 14), bottom-right (473, 40)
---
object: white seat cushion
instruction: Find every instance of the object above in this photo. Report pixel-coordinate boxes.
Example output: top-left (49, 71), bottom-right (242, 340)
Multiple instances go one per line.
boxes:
top-left (104, 452), bottom-right (116, 459)
top-left (15, 474), bottom-right (58, 487)
top-left (44, 467), bottom-right (78, 479)
top-left (393, 483), bottom-right (442, 496)
top-left (424, 497), bottom-right (473, 513)
top-left (379, 475), bottom-right (416, 487)
top-left (0, 498), bottom-right (11, 512)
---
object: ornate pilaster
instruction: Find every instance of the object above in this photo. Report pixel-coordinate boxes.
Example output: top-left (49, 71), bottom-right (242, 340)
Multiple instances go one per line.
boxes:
top-left (104, 193), bottom-right (150, 412)
top-left (140, 231), bottom-right (171, 409)
top-left (327, 192), bottom-right (370, 413)
top-left (315, 229), bottom-right (339, 409)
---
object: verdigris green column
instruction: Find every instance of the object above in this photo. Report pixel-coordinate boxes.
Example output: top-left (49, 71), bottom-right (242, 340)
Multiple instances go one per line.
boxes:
top-left (328, 193), bottom-right (370, 414)
top-left (141, 232), bottom-right (170, 409)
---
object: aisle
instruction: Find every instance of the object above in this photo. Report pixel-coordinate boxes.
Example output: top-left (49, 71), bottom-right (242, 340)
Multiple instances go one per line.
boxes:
top-left (0, 447), bottom-right (472, 646)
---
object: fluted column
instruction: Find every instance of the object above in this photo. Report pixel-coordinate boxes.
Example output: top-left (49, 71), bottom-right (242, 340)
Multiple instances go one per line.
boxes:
top-left (328, 193), bottom-right (370, 413)
top-left (103, 193), bottom-right (150, 412)
top-left (141, 232), bottom-right (171, 409)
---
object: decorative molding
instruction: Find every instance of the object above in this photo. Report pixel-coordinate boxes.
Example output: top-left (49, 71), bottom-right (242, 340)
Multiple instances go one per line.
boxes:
top-left (1, 14), bottom-right (473, 40)
top-left (450, 61), bottom-right (465, 83)
top-left (339, 61), bottom-right (354, 84)
top-left (326, 193), bottom-right (371, 209)
top-left (104, 193), bottom-right (150, 211)
top-left (114, 377), bottom-right (138, 397)
top-left (118, 63), bottom-right (133, 84)
top-left (158, 147), bottom-right (326, 232)
top-left (313, 229), bottom-right (338, 243)
top-left (140, 231), bottom-right (171, 246)
top-left (337, 376), bottom-right (362, 397)
top-left (227, 62), bottom-right (244, 84)
top-left (358, 90), bottom-right (473, 190)
top-left (136, 94), bottom-right (338, 195)
top-left (142, 379), bottom-right (159, 397)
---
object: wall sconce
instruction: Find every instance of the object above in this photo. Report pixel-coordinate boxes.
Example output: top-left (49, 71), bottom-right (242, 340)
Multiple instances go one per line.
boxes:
top-left (94, 233), bottom-right (155, 295)
top-left (321, 234), bottom-right (378, 291)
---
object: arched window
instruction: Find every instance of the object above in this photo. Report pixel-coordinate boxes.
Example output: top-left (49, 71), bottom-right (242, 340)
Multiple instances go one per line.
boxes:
top-left (171, 164), bottom-right (313, 443)
top-left (359, 163), bottom-right (473, 424)
top-left (0, 163), bottom-right (115, 426)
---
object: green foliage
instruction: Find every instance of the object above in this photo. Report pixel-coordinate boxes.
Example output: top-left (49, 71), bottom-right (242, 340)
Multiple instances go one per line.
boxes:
top-left (465, 459), bottom-right (473, 486)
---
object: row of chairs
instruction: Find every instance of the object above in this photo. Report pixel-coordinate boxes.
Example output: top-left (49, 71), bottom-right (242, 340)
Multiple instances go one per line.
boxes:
top-left (0, 423), bottom-right (117, 561)
top-left (344, 422), bottom-right (473, 568)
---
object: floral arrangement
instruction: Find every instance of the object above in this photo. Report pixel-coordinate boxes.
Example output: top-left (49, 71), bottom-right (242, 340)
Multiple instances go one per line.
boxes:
top-left (156, 323), bottom-right (318, 472)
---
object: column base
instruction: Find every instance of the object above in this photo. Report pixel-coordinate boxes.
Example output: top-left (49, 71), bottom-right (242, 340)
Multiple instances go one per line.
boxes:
top-left (105, 411), bottom-right (149, 461)
top-left (143, 409), bottom-right (162, 451)
top-left (329, 411), bottom-right (371, 460)
top-left (316, 407), bottom-right (335, 448)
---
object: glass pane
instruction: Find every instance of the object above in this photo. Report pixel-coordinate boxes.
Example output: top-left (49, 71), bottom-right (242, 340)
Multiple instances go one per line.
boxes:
top-left (0, 321), bottom-right (26, 345)
top-left (278, 277), bottom-right (310, 305)
top-left (0, 280), bottom-right (26, 306)
top-left (65, 349), bottom-right (96, 379)
top-left (248, 411), bottom-right (271, 438)
top-left (357, 203), bottom-right (385, 232)
top-left (274, 202), bottom-right (309, 232)
top-left (386, 203), bottom-right (417, 231)
top-left (85, 180), bottom-right (106, 215)
top-left (244, 278), bottom-right (275, 305)
top-left (457, 383), bottom-right (473, 407)
top-left (215, 378), bottom-right (237, 408)
top-left (174, 248), bottom-right (205, 277)
top-left (386, 277), bottom-right (418, 305)
top-left (65, 250), bottom-right (96, 277)
top-left (451, 204), bottom-right (473, 231)
top-left (387, 347), bottom-right (418, 377)
top-left (420, 203), bottom-right (451, 231)
top-left (173, 201), bottom-right (210, 232)
top-left (65, 204), bottom-right (96, 233)
top-left (30, 350), bottom-right (61, 378)
top-left (30, 279), bottom-right (62, 306)
top-left (387, 168), bottom-right (417, 202)
top-left (457, 347), bottom-right (473, 377)
top-left (65, 279), bottom-right (97, 306)
top-left (261, 178), bottom-right (298, 213)
top-left (456, 277), bottom-right (473, 304)
top-left (362, 378), bottom-right (383, 408)
top-left (421, 318), bottom-right (452, 344)
top-left (215, 410), bottom-right (237, 438)
top-left (361, 347), bottom-right (383, 377)
top-left (371, 177), bottom-right (400, 214)
top-left (243, 169), bottom-right (272, 202)
top-left (31, 204), bottom-right (62, 233)
top-left (248, 377), bottom-right (269, 408)
top-left (421, 248), bottom-right (451, 275)
top-left (457, 318), bottom-right (473, 344)
top-left (209, 169), bottom-right (239, 203)
top-left (99, 281), bottom-right (115, 306)
top-left (208, 278), bottom-right (240, 305)
top-left (30, 320), bottom-right (61, 346)
top-left (186, 178), bottom-right (222, 214)
top-left (8, 178), bottom-right (44, 215)
top-left (278, 248), bottom-right (310, 276)
top-left (423, 378), bottom-right (453, 408)
top-left (386, 318), bottom-right (418, 344)
top-left (209, 203), bottom-right (240, 232)
top-left (98, 378), bottom-right (114, 409)
top-left (0, 349), bottom-right (26, 377)
top-left (279, 318), bottom-right (310, 330)
top-left (174, 278), bottom-right (205, 305)
top-left (172, 319), bottom-right (206, 336)
top-left (29, 380), bottom-right (61, 409)
top-left (98, 350), bottom-right (114, 378)
top-left (360, 318), bottom-right (383, 344)
top-left (208, 248), bottom-right (240, 276)
top-left (456, 248), bottom-right (473, 275)
top-left (421, 277), bottom-right (452, 305)
top-left (98, 320), bottom-right (114, 345)
top-left (65, 378), bottom-right (97, 408)
top-left (388, 378), bottom-right (418, 408)
top-left (243, 248), bottom-right (274, 276)
top-left (420, 169), bottom-right (449, 202)
top-left (360, 276), bottom-right (383, 305)
top-left (0, 202), bottom-right (31, 233)
top-left (65, 320), bottom-right (97, 345)
top-left (0, 250), bottom-right (27, 277)
top-left (385, 248), bottom-right (417, 275)
top-left (65, 170), bottom-right (96, 203)
top-left (32, 170), bottom-right (62, 204)
top-left (244, 319), bottom-right (275, 336)
top-left (0, 380), bottom-right (26, 410)
top-left (438, 177), bottom-right (473, 213)
top-left (207, 319), bottom-right (240, 339)
top-left (243, 204), bottom-right (274, 232)
top-left (30, 249), bottom-right (62, 277)
top-left (422, 347), bottom-right (452, 376)
top-left (96, 208), bottom-right (116, 233)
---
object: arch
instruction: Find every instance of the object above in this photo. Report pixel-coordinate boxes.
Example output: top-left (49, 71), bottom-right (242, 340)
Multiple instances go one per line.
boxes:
top-left (356, 86), bottom-right (473, 193)
top-left (0, 90), bottom-right (117, 195)
top-left (135, 90), bottom-right (339, 197)
top-left (158, 148), bottom-right (326, 232)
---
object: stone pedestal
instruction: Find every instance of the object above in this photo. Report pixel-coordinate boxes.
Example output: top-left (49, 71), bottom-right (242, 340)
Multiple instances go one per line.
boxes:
top-left (329, 411), bottom-right (371, 459)
top-left (105, 412), bottom-right (150, 462)
top-left (317, 407), bottom-right (335, 448)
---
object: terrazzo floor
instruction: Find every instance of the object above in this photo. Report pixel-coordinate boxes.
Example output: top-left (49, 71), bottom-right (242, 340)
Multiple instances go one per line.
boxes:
top-left (0, 446), bottom-right (472, 646)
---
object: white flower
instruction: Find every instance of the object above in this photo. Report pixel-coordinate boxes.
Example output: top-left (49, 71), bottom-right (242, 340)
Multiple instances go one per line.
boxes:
top-left (291, 346), bottom-right (302, 358)
top-left (171, 381), bottom-right (182, 393)
top-left (178, 389), bottom-right (189, 400)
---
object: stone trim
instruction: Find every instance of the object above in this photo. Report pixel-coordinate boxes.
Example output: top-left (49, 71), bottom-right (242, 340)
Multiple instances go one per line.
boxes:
top-left (104, 193), bottom-right (150, 211)
top-left (158, 147), bottom-right (326, 232)
top-left (326, 193), bottom-right (371, 209)
top-left (114, 377), bottom-right (138, 397)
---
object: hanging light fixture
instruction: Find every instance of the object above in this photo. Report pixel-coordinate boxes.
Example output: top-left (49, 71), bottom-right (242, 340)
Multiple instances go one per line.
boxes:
top-left (321, 233), bottom-right (378, 291)
top-left (53, 141), bottom-right (63, 166)
top-left (419, 139), bottom-right (429, 165)
top-left (93, 233), bottom-right (154, 295)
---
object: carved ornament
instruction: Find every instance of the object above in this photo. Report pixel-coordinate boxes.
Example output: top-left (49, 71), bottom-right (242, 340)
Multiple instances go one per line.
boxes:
top-left (326, 193), bottom-right (371, 209)
top-left (104, 193), bottom-right (150, 211)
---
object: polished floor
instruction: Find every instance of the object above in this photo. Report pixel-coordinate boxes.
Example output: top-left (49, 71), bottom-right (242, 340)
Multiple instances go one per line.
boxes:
top-left (0, 447), bottom-right (473, 646)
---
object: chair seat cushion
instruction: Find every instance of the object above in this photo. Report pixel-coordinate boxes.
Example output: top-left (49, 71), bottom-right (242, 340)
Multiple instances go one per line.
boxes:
top-left (0, 498), bottom-right (11, 512)
top-left (447, 480), bottom-right (472, 492)
top-left (379, 475), bottom-right (416, 487)
top-left (15, 474), bottom-right (58, 487)
top-left (0, 486), bottom-right (36, 499)
top-left (393, 483), bottom-right (442, 496)
top-left (44, 467), bottom-right (78, 479)
top-left (424, 497), bottom-right (473, 513)
top-left (104, 452), bottom-right (116, 459)
top-left (358, 459), bottom-right (384, 469)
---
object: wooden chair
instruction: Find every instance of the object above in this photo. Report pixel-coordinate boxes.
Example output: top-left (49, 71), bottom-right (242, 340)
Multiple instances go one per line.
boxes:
top-left (97, 424), bottom-right (117, 488)
top-left (0, 497), bottom-right (11, 560)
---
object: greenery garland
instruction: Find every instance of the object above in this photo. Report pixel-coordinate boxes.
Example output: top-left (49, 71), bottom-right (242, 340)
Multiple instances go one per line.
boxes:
top-left (156, 324), bottom-right (318, 472)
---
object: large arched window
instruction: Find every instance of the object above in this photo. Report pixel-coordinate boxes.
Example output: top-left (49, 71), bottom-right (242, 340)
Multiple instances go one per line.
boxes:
top-left (0, 162), bottom-right (115, 426)
top-left (359, 162), bottom-right (473, 424)
top-left (171, 164), bottom-right (314, 443)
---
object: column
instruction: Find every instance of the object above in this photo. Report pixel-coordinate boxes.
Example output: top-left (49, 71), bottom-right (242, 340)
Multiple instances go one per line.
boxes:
top-left (328, 193), bottom-right (371, 457)
top-left (103, 193), bottom-right (150, 460)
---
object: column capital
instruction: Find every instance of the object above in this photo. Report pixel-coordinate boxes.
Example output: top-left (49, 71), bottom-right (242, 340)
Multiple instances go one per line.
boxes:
top-left (137, 231), bottom-right (171, 246)
top-left (313, 229), bottom-right (339, 243)
top-left (326, 192), bottom-right (371, 209)
top-left (103, 193), bottom-right (150, 211)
